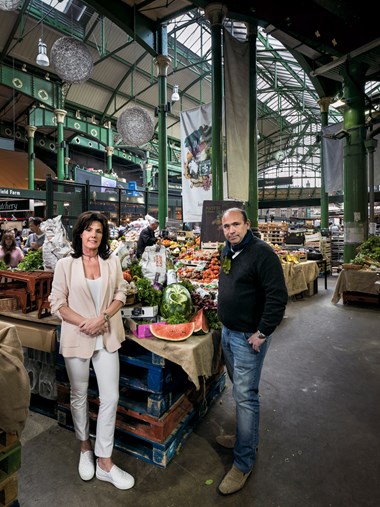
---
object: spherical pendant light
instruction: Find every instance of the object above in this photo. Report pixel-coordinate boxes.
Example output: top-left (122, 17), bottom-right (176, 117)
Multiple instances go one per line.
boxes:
top-left (117, 107), bottom-right (154, 147)
top-left (50, 37), bottom-right (93, 84)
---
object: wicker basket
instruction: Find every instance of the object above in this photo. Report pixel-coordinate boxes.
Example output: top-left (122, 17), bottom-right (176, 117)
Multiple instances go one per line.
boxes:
top-left (125, 294), bottom-right (137, 306)
top-left (0, 297), bottom-right (18, 311)
top-left (342, 263), bottom-right (362, 270)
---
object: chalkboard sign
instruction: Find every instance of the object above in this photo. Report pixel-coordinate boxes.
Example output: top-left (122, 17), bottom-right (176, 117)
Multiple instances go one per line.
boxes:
top-left (201, 200), bottom-right (243, 243)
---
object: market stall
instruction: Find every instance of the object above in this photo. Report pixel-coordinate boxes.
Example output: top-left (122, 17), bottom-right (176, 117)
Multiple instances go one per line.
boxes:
top-left (282, 260), bottom-right (320, 297)
top-left (332, 269), bottom-right (380, 304)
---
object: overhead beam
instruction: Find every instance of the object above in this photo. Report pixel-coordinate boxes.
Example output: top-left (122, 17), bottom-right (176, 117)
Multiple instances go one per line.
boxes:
top-left (83, 0), bottom-right (159, 55)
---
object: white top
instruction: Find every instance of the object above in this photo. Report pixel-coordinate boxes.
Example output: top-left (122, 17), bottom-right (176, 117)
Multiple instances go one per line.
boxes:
top-left (86, 277), bottom-right (104, 351)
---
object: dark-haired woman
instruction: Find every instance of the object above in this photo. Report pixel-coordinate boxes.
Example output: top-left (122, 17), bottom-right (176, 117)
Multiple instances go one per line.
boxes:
top-left (0, 232), bottom-right (24, 267)
top-left (49, 211), bottom-right (134, 490)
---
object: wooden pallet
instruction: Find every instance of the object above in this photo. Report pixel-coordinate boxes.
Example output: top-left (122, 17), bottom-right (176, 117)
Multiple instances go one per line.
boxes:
top-left (343, 291), bottom-right (379, 306)
top-left (0, 443), bottom-right (21, 483)
top-left (58, 372), bottom-right (226, 468)
top-left (0, 474), bottom-right (18, 507)
top-left (0, 434), bottom-right (18, 456)
top-left (57, 383), bottom-right (194, 443)
top-left (29, 393), bottom-right (57, 420)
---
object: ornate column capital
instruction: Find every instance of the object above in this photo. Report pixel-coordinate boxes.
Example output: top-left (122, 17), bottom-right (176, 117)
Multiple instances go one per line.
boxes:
top-left (317, 97), bottom-right (333, 113)
top-left (154, 55), bottom-right (172, 77)
top-left (106, 146), bottom-right (114, 157)
top-left (54, 109), bottom-right (67, 123)
top-left (26, 125), bottom-right (37, 138)
top-left (204, 3), bottom-right (227, 25)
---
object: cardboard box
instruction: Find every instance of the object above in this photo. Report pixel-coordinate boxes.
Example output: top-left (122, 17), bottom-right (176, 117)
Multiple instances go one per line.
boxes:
top-left (125, 318), bottom-right (166, 339)
top-left (0, 316), bottom-right (57, 352)
top-left (121, 305), bottom-right (159, 318)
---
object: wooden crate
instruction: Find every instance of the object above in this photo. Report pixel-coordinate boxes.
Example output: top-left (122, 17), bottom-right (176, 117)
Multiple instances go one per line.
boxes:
top-left (0, 434), bottom-right (18, 455)
top-left (0, 474), bottom-right (18, 507)
top-left (0, 443), bottom-right (21, 483)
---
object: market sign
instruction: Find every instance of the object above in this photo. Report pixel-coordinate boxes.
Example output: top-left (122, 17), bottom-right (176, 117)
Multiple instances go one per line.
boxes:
top-left (258, 177), bottom-right (293, 187)
top-left (0, 199), bottom-right (30, 212)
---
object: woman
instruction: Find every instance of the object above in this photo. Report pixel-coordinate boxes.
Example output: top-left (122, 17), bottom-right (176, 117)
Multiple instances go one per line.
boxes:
top-left (49, 211), bottom-right (134, 490)
top-left (0, 232), bottom-right (24, 267)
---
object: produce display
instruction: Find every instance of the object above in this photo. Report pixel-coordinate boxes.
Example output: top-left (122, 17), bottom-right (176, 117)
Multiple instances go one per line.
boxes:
top-left (149, 322), bottom-right (195, 341)
top-left (160, 283), bottom-right (193, 322)
top-left (352, 236), bottom-right (380, 268)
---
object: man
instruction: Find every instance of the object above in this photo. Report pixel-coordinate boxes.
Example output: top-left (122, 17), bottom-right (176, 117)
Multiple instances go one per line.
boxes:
top-left (217, 207), bottom-right (288, 495)
top-left (23, 217), bottom-right (45, 253)
top-left (136, 218), bottom-right (159, 257)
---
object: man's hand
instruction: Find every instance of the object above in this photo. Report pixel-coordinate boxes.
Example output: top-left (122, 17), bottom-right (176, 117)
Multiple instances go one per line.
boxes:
top-left (247, 332), bottom-right (266, 352)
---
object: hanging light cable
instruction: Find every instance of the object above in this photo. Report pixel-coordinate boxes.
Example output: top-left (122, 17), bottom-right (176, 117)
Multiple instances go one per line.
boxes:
top-left (36, 2), bottom-right (49, 67)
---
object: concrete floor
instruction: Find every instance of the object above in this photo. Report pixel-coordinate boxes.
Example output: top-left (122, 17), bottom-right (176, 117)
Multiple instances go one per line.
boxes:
top-left (18, 276), bottom-right (380, 507)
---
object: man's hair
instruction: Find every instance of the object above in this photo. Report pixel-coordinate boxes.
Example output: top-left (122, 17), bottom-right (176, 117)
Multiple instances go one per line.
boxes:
top-left (29, 217), bottom-right (43, 226)
top-left (222, 207), bottom-right (248, 223)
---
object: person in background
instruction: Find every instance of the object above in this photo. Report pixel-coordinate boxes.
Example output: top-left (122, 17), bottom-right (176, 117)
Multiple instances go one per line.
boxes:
top-left (0, 232), bottom-right (24, 267)
top-left (23, 217), bottom-right (45, 253)
top-left (13, 228), bottom-right (22, 248)
top-left (136, 217), bottom-right (159, 257)
top-left (216, 208), bottom-right (288, 496)
top-left (49, 211), bottom-right (134, 490)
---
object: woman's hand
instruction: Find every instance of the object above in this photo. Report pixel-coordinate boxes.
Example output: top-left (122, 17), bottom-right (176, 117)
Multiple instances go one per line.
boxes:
top-left (78, 315), bottom-right (108, 337)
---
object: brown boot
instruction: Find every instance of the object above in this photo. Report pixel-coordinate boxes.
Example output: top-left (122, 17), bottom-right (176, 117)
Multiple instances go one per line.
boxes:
top-left (216, 434), bottom-right (259, 453)
top-left (216, 434), bottom-right (236, 449)
top-left (218, 464), bottom-right (252, 495)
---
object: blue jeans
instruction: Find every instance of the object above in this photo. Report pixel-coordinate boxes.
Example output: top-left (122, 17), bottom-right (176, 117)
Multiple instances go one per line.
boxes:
top-left (221, 325), bottom-right (271, 473)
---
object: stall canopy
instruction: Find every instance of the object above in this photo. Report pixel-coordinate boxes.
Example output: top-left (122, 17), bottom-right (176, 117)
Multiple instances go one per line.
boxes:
top-left (0, 150), bottom-right (55, 189)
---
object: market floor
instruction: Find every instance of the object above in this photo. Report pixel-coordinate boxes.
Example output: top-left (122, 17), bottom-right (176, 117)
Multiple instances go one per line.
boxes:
top-left (18, 276), bottom-right (380, 507)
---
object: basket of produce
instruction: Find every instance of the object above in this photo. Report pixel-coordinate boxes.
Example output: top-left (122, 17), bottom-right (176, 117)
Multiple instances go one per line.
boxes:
top-left (0, 297), bottom-right (18, 311)
top-left (124, 294), bottom-right (137, 306)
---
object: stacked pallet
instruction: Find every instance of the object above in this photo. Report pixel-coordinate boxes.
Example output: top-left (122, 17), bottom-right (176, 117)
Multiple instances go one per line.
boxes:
top-left (0, 431), bottom-right (21, 507)
top-left (258, 222), bottom-right (288, 244)
top-left (56, 339), bottom-right (225, 468)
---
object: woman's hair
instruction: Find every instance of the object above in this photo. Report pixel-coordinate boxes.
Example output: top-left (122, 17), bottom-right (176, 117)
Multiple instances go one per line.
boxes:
top-left (1, 233), bottom-right (16, 265)
top-left (71, 211), bottom-right (110, 259)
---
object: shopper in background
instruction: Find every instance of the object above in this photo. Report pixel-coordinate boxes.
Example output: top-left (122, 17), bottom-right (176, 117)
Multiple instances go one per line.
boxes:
top-left (136, 217), bottom-right (159, 257)
top-left (217, 207), bottom-right (288, 496)
top-left (49, 211), bottom-right (134, 490)
top-left (23, 217), bottom-right (45, 253)
top-left (0, 232), bottom-right (24, 267)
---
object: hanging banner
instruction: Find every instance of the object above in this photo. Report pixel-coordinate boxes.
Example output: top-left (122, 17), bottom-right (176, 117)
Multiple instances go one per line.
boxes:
top-left (322, 122), bottom-right (344, 193)
top-left (181, 102), bottom-right (213, 223)
top-left (224, 29), bottom-right (249, 202)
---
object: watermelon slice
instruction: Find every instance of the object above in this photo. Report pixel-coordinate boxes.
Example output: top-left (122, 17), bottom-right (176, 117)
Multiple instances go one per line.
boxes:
top-left (150, 322), bottom-right (195, 341)
top-left (190, 308), bottom-right (209, 334)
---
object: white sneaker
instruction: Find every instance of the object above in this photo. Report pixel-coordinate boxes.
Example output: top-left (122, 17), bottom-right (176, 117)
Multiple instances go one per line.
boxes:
top-left (96, 462), bottom-right (135, 490)
top-left (78, 451), bottom-right (95, 481)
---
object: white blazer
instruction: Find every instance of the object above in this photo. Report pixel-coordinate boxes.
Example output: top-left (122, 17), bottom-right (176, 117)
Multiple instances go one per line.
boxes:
top-left (49, 254), bottom-right (127, 358)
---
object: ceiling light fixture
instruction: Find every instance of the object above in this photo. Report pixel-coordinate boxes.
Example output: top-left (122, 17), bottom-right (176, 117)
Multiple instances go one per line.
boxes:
top-left (36, 38), bottom-right (50, 67)
top-left (171, 85), bottom-right (180, 103)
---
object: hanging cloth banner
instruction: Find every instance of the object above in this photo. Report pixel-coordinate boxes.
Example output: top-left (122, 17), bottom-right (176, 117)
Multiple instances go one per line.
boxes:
top-left (224, 29), bottom-right (250, 202)
top-left (181, 102), bottom-right (213, 223)
top-left (322, 122), bottom-right (344, 193)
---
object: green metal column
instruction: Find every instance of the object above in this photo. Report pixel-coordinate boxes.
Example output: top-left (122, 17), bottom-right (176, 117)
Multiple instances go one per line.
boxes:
top-left (106, 121), bottom-right (114, 174)
top-left (318, 97), bottom-right (331, 230)
top-left (64, 143), bottom-right (70, 180)
top-left (246, 24), bottom-right (258, 229)
top-left (205, 3), bottom-right (227, 201)
top-left (341, 62), bottom-right (368, 262)
top-left (54, 109), bottom-right (66, 181)
top-left (26, 125), bottom-right (37, 190)
top-left (155, 54), bottom-right (171, 228)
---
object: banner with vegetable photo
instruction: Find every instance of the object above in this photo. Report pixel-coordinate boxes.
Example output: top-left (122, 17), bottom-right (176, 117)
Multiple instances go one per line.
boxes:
top-left (181, 102), bottom-right (212, 223)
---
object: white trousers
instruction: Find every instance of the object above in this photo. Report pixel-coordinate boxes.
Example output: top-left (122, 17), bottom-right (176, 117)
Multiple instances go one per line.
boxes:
top-left (64, 349), bottom-right (120, 458)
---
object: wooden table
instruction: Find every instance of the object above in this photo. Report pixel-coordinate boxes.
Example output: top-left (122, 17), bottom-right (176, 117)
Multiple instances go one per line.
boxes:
top-left (0, 270), bottom-right (54, 316)
top-left (331, 269), bottom-right (380, 304)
